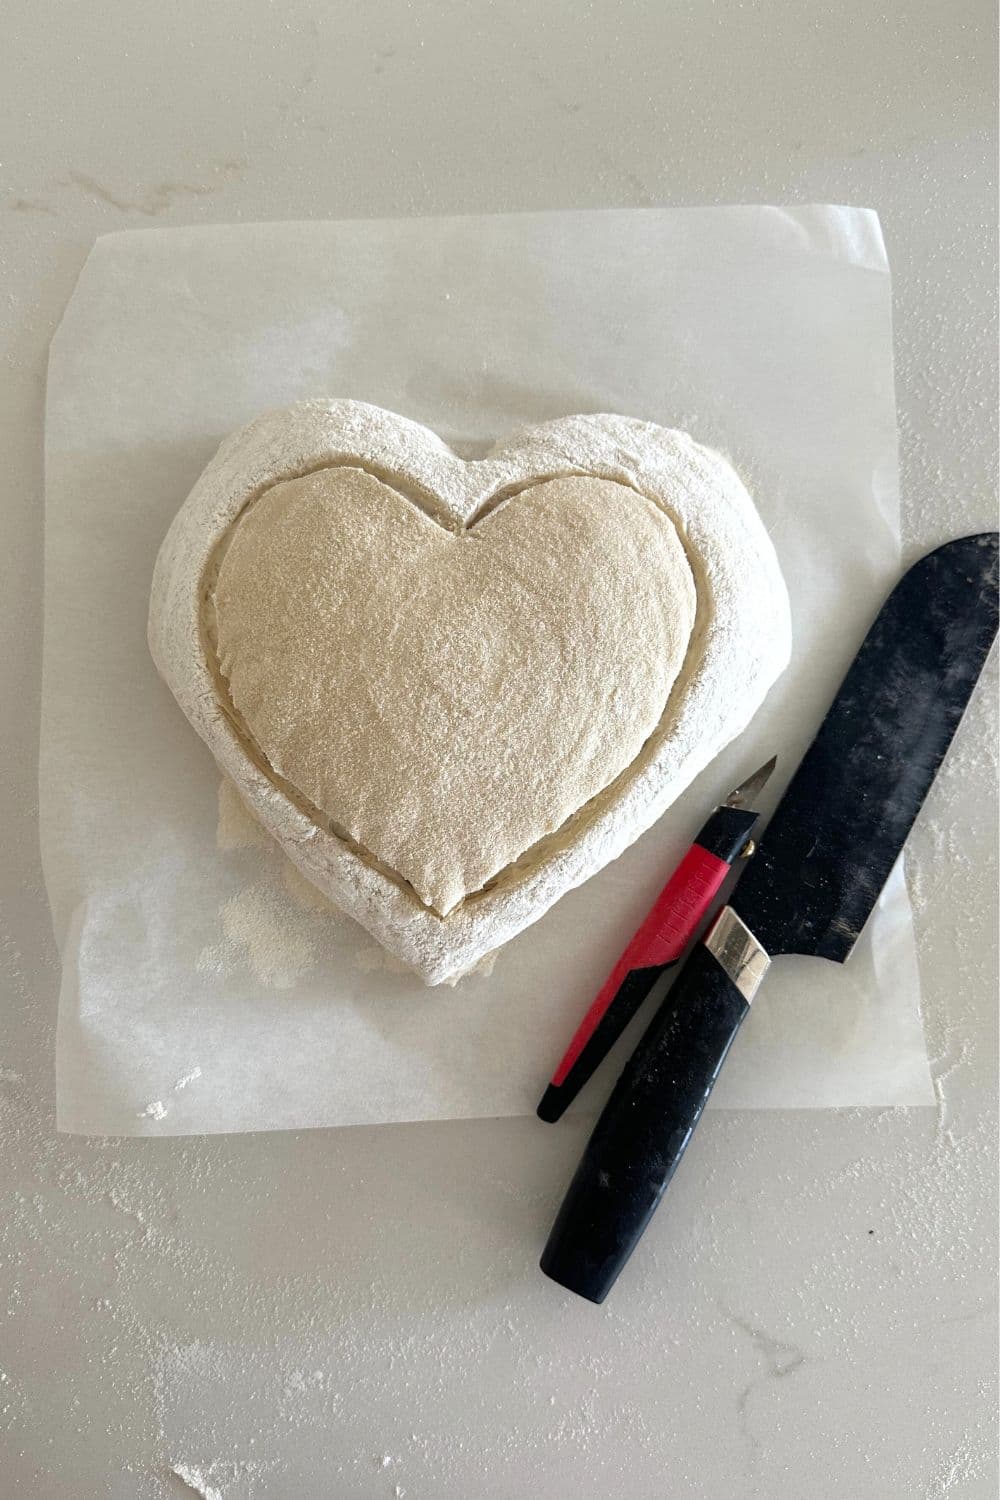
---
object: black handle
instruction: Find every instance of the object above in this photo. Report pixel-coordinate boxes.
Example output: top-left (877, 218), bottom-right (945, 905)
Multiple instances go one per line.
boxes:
top-left (540, 940), bottom-right (750, 1304)
top-left (695, 804), bottom-right (758, 862)
top-left (536, 965), bottom-right (669, 1123)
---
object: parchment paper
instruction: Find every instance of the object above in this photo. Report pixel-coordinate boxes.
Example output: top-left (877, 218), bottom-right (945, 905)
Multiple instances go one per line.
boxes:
top-left (42, 206), bottom-right (934, 1135)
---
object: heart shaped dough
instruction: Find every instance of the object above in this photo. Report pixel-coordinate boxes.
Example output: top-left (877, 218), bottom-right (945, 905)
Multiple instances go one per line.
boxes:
top-left (210, 466), bottom-right (697, 916)
top-left (150, 401), bottom-right (791, 983)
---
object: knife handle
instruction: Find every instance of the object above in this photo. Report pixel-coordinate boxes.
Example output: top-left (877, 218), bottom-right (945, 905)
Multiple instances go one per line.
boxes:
top-left (537, 805), bottom-right (757, 1124)
top-left (540, 915), bottom-right (765, 1304)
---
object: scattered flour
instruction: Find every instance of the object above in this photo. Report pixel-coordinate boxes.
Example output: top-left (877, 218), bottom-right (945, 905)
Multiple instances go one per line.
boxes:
top-left (197, 881), bottom-right (319, 990)
top-left (197, 777), bottom-right (366, 989)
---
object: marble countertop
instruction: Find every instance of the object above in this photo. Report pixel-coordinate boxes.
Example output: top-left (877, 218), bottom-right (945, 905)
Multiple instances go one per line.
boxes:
top-left (1, 3), bottom-right (996, 1496)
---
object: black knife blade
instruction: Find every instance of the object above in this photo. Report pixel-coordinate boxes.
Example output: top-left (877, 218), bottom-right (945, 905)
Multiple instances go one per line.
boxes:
top-left (735, 531), bottom-right (1000, 960)
top-left (541, 533), bottom-right (999, 1304)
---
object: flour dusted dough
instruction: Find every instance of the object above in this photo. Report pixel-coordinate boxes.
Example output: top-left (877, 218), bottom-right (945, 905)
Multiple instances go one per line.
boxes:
top-left (211, 468), bottom-right (696, 915)
top-left (150, 401), bottom-right (791, 983)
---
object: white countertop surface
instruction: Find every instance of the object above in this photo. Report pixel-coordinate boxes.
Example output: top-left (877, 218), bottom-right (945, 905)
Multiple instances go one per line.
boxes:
top-left (2, 3), bottom-right (996, 1496)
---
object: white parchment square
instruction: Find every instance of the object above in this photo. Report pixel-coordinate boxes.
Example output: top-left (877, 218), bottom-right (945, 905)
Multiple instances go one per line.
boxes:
top-left (42, 207), bottom-right (933, 1134)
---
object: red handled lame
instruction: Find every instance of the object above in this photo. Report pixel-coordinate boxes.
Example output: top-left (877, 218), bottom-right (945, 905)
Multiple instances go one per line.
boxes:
top-left (536, 756), bottom-right (775, 1122)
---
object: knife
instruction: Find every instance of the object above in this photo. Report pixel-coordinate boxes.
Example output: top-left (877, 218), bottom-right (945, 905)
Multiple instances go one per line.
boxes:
top-left (541, 532), bottom-right (999, 1304)
top-left (536, 757), bottom-right (776, 1123)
